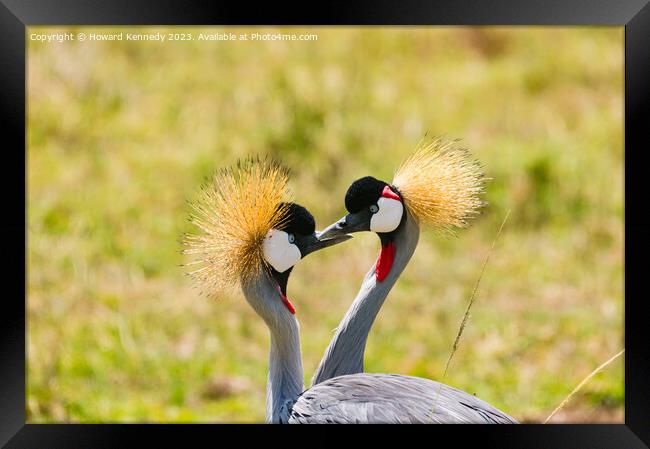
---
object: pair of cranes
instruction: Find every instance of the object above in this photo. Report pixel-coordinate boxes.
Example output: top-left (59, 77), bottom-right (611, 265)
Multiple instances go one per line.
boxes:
top-left (183, 139), bottom-right (517, 424)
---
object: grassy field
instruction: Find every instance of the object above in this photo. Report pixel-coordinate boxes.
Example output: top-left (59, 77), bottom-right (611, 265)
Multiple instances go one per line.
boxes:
top-left (27, 26), bottom-right (623, 423)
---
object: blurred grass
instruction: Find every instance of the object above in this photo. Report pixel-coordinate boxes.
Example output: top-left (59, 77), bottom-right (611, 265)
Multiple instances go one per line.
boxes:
top-left (27, 26), bottom-right (623, 423)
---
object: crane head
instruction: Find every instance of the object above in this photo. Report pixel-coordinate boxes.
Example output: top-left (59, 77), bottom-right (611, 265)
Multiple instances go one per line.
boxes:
top-left (318, 175), bottom-right (406, 241)
top-left (183, 156), bottom-right (350, 314)
top-left (318, 138), bottom-right (484, 282)
top-left (320, 138), bottom-right (485, 241)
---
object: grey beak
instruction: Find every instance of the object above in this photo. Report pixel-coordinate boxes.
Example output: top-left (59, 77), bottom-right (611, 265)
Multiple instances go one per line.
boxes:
top-left (318, 211), bottom-right (371, 240)
top-left (298, 232), bottom-right (352, 258)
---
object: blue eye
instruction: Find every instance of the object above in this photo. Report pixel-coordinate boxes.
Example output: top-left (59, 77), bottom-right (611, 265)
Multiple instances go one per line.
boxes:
top-left (369, 204), bottom-right (379, 213)
top-left (288, 233), bottom-right (295, 244)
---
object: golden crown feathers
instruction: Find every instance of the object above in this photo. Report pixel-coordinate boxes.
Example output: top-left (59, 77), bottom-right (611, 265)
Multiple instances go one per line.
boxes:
top-left (183, 157), bottom-right (292, 296)
top-left (392, 138), bottom-right (485, 233)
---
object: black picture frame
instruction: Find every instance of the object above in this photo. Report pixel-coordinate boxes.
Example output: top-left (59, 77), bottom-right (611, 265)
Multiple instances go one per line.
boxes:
top-left (2, 1), bottom-right (648, 447)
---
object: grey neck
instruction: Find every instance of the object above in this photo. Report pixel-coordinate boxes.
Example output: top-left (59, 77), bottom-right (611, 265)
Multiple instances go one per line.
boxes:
top-left (241, 273), bottom-right (304, 423)
top-left (311, 210), bottom-right (420, 385)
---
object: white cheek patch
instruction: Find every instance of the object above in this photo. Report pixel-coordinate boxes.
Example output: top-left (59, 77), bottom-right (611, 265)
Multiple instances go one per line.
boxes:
top-left (262, 229), bottom-right (302, 273)
top-left (370, 197), bottom-right (404, 233)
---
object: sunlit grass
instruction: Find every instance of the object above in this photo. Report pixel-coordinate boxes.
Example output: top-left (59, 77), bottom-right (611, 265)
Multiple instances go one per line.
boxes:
top-left (27, 26), bottom-right (623, 423)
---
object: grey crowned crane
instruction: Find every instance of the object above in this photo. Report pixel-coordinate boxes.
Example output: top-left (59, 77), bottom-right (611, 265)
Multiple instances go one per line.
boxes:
top-left (184, 157), bottom-right (516, 423)
top-left (309, 139), bottom-right (517, 423)
top-left (313, 139), bottom-right (486, 385)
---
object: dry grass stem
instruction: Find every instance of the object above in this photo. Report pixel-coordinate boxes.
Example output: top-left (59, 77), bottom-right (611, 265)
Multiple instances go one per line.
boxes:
top-left (544, 348), bottom-right (625, 423)
top-left (430, 210), bottom-right (511, 416)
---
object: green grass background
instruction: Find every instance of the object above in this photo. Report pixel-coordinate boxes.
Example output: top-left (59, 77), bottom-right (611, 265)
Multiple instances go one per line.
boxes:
top-left (27, 26), bottom-right (623, 423)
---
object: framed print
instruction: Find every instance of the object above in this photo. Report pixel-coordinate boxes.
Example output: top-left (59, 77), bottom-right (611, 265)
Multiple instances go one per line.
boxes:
top-left (1, 0), bottom-right (648, 447)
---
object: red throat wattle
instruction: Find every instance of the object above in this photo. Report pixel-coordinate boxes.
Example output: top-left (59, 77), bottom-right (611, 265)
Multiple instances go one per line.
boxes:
top-left (375, 241), bottom-right (396, 282)
top-left (375, 185), bottom-right (400, 281)
top-left (277, 286), bottom-right (296, 314)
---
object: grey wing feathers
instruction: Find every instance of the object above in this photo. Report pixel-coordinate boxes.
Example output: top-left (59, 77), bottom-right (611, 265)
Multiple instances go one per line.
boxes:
top-left (288, 373), bottom-right (517, 424)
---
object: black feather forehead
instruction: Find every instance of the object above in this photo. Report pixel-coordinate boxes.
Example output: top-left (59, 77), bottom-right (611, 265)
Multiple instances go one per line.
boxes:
top-left (344, 176), bottom-right (390, 213)
top-left (276, 202), bottom-right (316, 235)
